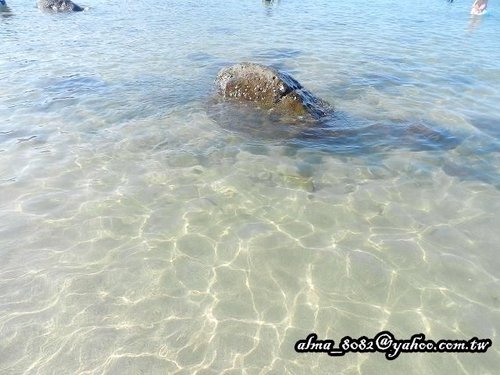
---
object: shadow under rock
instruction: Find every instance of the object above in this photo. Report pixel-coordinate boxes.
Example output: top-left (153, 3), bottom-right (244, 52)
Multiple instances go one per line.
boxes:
top-left (468, 114), bottom-right (500, 140)
top-left (208, 98), bottom-right (462, 156)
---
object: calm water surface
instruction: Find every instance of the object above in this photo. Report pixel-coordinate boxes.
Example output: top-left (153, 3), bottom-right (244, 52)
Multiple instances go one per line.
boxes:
top-left (1, 0), bottom-right (499, 374)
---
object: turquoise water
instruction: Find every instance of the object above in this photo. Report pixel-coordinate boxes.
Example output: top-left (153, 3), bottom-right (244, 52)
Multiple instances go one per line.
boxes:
top-left (1, 0), bottom-right (499, 373)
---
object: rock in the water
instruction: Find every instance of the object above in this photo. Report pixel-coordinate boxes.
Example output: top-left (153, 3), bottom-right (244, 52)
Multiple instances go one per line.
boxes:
top-left (215, 63), bottom-right (333, 119)
top-left (37, 0), bottom-right (84, 12)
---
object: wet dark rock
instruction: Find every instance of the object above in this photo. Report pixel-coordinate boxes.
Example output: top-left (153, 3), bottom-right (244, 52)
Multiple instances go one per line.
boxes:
top-left (37, 0), bottom-right (84, 12)
top-left (211, 64), bottom-right (462, 160)
top-left (215, 63), bottom-right (333, 120)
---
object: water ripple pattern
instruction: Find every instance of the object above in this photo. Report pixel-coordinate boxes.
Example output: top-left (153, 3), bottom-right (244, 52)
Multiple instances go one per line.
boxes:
top-left (1, 0), bottom-right (499, 374)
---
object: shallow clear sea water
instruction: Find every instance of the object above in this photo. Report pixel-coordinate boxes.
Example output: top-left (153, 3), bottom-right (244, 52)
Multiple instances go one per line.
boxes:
top-left (1, 0), bottom-right (500, 374)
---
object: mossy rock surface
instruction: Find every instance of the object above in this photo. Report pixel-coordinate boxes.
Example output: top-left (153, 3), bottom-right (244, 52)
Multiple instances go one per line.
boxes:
top-left (215, 63), bottom-right (333, 120)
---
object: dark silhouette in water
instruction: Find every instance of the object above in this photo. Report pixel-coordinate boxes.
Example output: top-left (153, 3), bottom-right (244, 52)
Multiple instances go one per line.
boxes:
top-left (208, 63), bottom-right (500, 189)
top-left (0, 0), bottom-right (12, 17)
top-left (37, 0), bottom-right (84, 12)
top-left (210, 63), bottom-right (462, 154)
top-left (262, 0), bottom-right (280, 14)
top-left (208, 96), bottom-right (461, 155)
top-left (263, 0), bottom-right (280, 6)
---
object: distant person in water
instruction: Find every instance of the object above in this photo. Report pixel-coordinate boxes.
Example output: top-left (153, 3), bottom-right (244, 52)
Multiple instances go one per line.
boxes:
top-left (37, 0), bottom-right (84, 12)
top-left (470, 0), bottom-right (488, 15)
top-left (0, 0), bottom-right (7, 9)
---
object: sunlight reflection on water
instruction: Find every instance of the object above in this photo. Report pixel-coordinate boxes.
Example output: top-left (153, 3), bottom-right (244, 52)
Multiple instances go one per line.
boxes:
top-left (0, 0), bottom-right (499, 374)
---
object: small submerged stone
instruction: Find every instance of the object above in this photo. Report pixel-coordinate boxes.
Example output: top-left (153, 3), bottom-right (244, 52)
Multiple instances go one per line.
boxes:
top-left (215, 63), bottom-right (333, 120)
top-left (279, 173), bottom-right (316, 192)
top-left (37, 0), bottom-right (84, 12)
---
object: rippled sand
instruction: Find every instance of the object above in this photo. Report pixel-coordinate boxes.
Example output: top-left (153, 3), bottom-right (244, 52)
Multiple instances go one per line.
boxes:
top-left (1, 0), bottom-right (499, 374)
